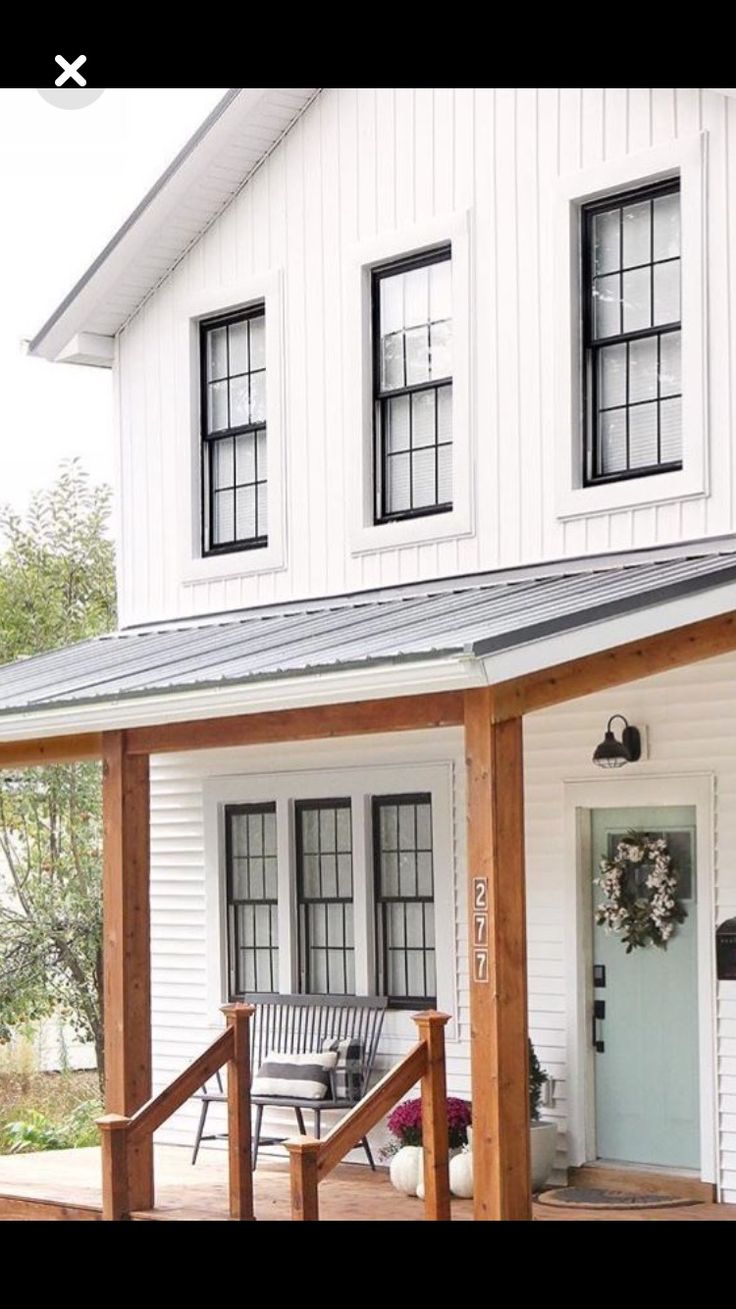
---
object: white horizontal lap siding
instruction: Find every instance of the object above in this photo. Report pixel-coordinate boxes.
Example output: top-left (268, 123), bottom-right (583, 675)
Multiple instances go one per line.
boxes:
top-left (148, 728), bottom-right (473, 1153)
top-left (116, 88), bottom-right (736, 627)
top-left (524, 650), bottom-right (736, 1201)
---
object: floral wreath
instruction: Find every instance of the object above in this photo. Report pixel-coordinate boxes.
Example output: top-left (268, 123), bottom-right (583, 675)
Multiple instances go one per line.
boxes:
top-left (595, 830), bottom-right (687, 953)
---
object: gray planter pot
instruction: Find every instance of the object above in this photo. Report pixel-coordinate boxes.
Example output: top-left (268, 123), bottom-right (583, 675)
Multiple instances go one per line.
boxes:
top-left (530, 1119), bottom-right (558, 1192)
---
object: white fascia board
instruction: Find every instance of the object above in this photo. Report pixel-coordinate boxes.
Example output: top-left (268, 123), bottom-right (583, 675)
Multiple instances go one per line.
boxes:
top-left (479, 583), bottom-right (736, 689)
top-left (29, 88), bottom-right (270, 363)
top-left (55, 333), bottom-right (115, 368)
top-left (0, 655), bottom-right (482, 744)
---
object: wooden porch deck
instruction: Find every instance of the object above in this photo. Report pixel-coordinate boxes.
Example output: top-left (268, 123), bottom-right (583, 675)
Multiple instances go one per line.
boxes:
top-left (0, 1145), bottom-right (733, 1220)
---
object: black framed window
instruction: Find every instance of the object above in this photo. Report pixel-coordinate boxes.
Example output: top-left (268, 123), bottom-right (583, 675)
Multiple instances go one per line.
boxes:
top-left (373, 794), bottom-right (436, 1007)
top-left (226, 803), bottom-right (278, 995)
top-left (296, 800), bottom-right (354, 995)
top-left (201, 306), bottom-right (267, 554)
top-left (373, 247), bottom-right (452, 523)
top-left (583, 180), bottom-right (681, 484)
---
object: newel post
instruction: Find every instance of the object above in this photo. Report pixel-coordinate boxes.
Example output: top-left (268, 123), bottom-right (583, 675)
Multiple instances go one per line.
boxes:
top-left (285, 1137), bottom-right (321, 1220)
top-left (221, 1003), bottom-right (255, 1221)
top-left (414, 1011), bottom-right (452, 1221)
top-left (97, 1113), bottom-right (131, 1220)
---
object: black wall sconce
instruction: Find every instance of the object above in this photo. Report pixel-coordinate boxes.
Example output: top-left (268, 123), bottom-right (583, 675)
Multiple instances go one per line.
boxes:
top-left (592, 715), bottom-right (642, 769)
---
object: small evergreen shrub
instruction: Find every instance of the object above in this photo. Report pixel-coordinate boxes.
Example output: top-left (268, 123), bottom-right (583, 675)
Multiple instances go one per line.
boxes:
top-left (529, 1039), bottom-right (548, 1122)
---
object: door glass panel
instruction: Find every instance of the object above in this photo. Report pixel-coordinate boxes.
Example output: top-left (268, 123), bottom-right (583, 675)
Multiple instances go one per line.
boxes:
top-left (607, 827), bottom-right (694, 900)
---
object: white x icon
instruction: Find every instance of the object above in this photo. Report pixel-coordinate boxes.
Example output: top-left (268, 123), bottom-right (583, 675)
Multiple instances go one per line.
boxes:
top-left (55, 54), bottom-right (87, 87)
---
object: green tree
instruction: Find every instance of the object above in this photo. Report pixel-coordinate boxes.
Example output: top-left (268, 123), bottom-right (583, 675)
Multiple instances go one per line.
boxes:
top-left (0, 461), bottom-right (115, 1089)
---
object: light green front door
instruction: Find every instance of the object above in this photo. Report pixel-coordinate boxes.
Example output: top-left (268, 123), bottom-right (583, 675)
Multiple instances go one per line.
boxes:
top-left (591, 806), bottom-right (699, 1169)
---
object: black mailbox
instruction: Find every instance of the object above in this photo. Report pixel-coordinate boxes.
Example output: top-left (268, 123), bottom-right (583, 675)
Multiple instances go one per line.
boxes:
top-left (716, 918), bottom-right (736, 981)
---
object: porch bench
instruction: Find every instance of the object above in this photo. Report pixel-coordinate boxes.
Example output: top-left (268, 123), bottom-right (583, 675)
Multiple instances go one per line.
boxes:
top-left (192, 993), bottom-right (387, 1169)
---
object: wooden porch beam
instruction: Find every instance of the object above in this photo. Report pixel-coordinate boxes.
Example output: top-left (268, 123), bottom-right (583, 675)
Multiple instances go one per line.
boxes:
top-left (125, 691), bottom-right (464, 755)
top-left (465, 689), bottom-right (531, 1221)
top-left (102, 730), bottom-right (153, 1211)
top-left (0, 732), bottom-right (102, 768)
top-left (490, 609), bottom-right (736, 722)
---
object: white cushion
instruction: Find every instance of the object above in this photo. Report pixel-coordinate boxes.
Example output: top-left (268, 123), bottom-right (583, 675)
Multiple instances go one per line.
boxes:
top-left (252, 1050), bottom-right (338, 1100)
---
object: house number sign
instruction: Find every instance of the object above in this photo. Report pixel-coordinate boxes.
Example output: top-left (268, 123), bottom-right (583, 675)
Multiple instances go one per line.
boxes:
top-left (473, 877), bottom-right (489, 983)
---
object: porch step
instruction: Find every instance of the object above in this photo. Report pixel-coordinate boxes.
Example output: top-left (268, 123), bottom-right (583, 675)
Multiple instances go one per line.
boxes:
top-left (568, 1164), bottom-right (716, 1204)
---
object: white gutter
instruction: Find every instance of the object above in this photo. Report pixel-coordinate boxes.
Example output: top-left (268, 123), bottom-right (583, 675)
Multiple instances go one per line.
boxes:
top-left (0, 655), bottom-right (483, 744)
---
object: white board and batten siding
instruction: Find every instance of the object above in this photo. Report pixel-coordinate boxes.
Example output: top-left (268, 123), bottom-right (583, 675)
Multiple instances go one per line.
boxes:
top-left (150, 654), bottom-right (736, 1197)
top-left (117, 88), bottom-right (736, 629)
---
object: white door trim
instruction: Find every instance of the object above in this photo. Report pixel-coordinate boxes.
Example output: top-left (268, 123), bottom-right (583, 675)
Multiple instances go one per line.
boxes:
top-left (562, 773), bottom-right (717, 1186)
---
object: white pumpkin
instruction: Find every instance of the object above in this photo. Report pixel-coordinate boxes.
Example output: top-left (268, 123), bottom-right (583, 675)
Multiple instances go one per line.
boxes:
top-left (389, 1145), bottom-right (423, 1195)
top-left (449, 1149), bottom-right (474, 1198)
top-left (416, 1143), bottom-right (465, 1198)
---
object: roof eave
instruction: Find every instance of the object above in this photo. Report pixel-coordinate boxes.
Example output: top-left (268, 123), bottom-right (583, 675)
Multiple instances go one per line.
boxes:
top-left (27, 87), bottom-right (267, 363)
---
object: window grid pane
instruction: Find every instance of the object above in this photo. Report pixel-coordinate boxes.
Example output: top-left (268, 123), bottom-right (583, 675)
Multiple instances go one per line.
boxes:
top-left (296, 800), bottom-right (354, 996)
top-left (201, 307), bottom-right (267, 553)
top-left (226, 804), bottom-right (278, 996)
top-left (373, 794), bottom-right (436, 1007)
top-left (373, 248), bottom-right (453, 523)
top-left (584, 181), bottom-right (682, 484)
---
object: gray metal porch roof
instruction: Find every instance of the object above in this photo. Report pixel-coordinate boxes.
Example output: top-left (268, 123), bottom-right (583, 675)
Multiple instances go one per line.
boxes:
top-left (1, 547), bottom-right (736, 716)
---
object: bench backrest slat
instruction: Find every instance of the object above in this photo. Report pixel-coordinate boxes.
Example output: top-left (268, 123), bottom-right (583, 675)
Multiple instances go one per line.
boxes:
top-left (242, 993), bottom-right (387, 1092)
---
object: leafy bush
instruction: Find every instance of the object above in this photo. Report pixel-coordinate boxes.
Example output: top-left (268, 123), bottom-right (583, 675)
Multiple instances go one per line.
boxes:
top-left (0, 1097), bottom-right (101, 1154)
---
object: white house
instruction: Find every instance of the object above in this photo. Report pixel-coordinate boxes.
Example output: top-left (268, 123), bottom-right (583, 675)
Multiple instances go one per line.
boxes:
top-left (4, 86), bottom-right (736, 1217)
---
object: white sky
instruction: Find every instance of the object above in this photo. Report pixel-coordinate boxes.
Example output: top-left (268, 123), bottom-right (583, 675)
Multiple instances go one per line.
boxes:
top-left (0, 88), bottom-right (227, 515)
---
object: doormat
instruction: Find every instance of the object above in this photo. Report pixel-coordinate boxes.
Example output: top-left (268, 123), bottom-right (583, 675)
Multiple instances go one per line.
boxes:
top-left (537, 1186), bottom-right (700, 1210)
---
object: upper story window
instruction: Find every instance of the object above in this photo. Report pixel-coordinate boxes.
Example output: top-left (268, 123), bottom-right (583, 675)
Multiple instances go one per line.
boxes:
top-left (583, 181), bottom-right (681, 485)
top-left (373, 247), bottom-right (453, 523)
top-left (201, 306), bottom-right (267, 555)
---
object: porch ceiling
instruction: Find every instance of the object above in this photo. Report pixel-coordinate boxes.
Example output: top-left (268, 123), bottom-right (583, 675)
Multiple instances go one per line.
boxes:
top-left (0, 545), bottom-right (735, 731)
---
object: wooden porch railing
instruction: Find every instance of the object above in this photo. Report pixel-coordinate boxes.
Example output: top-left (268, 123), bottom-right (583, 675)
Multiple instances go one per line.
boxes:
top-left (97, 1003), bottom-right (254, 1220)
top-left (286, 1011), bottom-right (451, 1221)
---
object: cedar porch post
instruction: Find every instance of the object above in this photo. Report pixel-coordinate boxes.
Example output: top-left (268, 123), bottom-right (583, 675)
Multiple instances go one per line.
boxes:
top-left (464, 689), bottom-right (531, 1221)
top-left (102, 731), bottom-right (153, 1211)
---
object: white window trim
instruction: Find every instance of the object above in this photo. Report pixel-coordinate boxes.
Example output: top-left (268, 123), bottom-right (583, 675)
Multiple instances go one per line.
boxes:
top-left (174, 270), bottom-right (287, 585)
top-left (553, 131), bottom-right (708, 520)
top-left (344, 210), bottom-right (474, 554)
top-left (202, 762), bottom-right (458, 1043)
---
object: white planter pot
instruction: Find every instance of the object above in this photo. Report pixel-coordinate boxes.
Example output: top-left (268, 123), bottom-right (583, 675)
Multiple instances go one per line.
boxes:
top-left (389, 1145), bottom-right (423, 1195)
top-left (530, 1120), bottom-right (558, 1192)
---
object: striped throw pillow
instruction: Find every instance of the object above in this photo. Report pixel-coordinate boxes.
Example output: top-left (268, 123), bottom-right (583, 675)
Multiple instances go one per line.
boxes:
top-left (322, 1037), bottom-right (365, 1102)
top-left (252, 1050), bottom-right (338, 1100)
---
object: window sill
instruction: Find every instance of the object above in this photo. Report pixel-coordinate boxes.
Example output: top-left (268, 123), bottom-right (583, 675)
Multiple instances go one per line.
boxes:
top-left (386, 998), bottom-right (437, 1011)
top-left (556, 465), bottom-right (708, 520)
top-left (181, 540), bottom-right (287, 586)
top-left (350, 505), bottom-right (473, 555)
